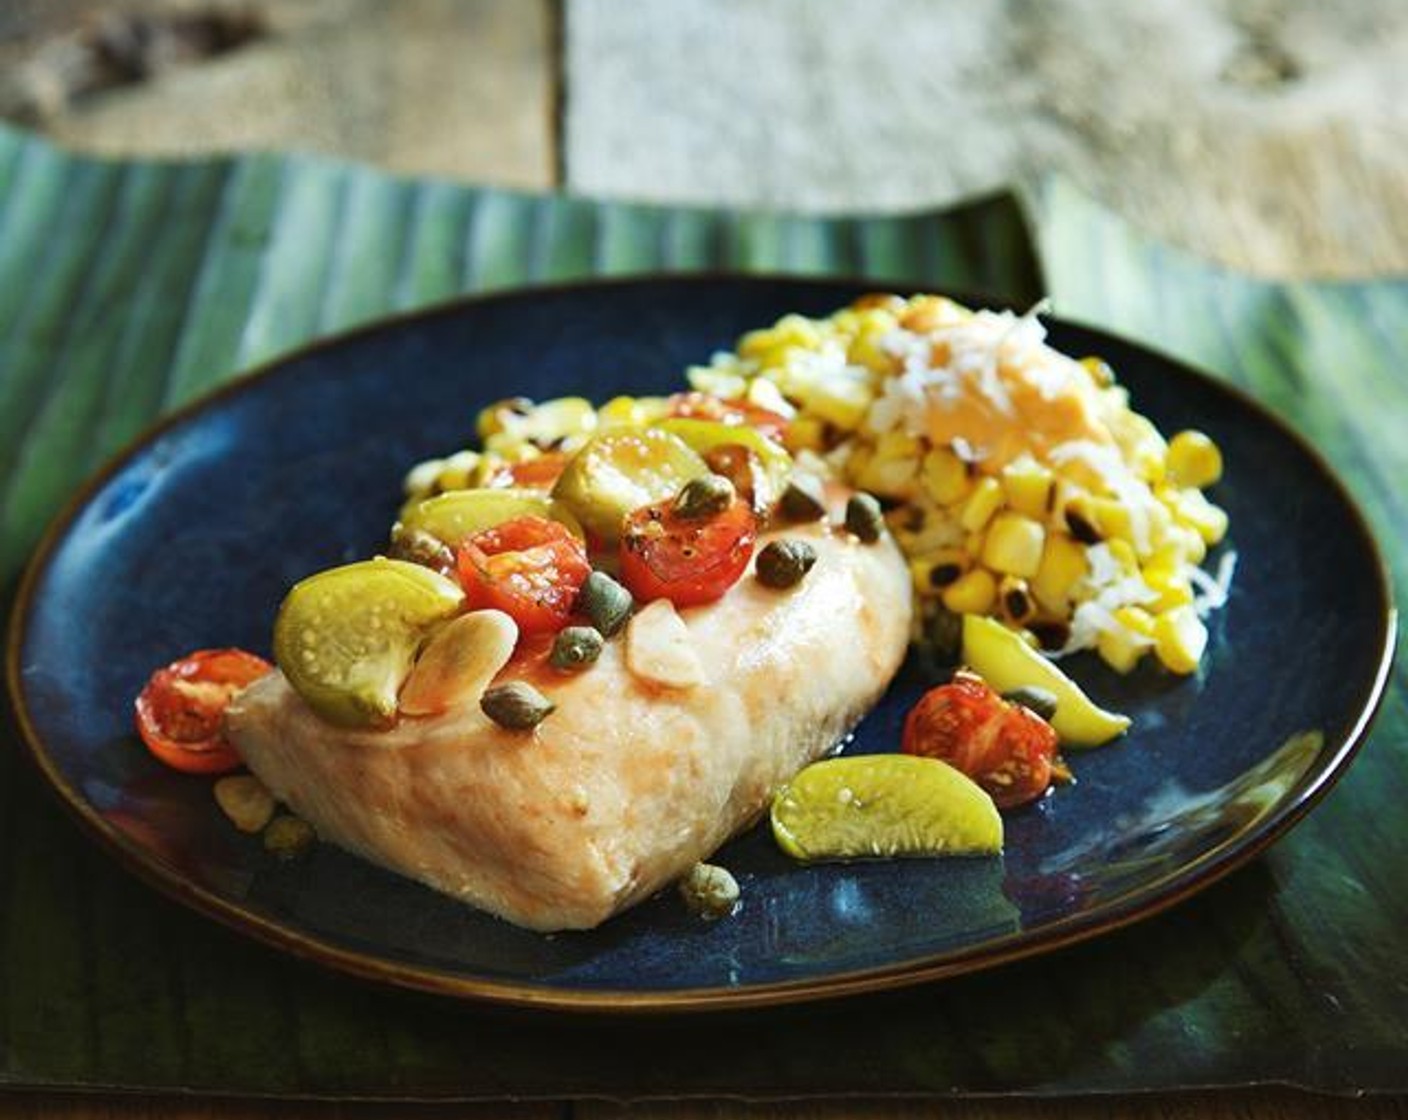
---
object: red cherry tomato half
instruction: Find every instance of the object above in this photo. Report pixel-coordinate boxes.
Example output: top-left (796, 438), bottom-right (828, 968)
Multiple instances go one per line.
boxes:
top-left (901, 670), bottom-right (1058, 809)
top-left (667, 391), bottom-right (791, 444)
top-left (456, 515), bottom-right (591, 635)
top-left (134, 648), bottom-right (273, 775)
top-left (619, 495), bottom-right (757, 608)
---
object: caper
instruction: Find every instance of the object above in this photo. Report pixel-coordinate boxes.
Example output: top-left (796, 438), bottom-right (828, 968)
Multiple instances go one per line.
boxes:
top-left (1002, 685), bottom-right (1059, 723)
top-left (481, 681), bottom-right (555, 730)
top-left (577, 570), bottom-right (634, 637)
top-left (755, 539), bottom-right (817, 589)
top-left (263, 815), bottom-right (317, 861)
top-left (921, 605), bottom-right (964, 667)
top-left (844, 492), bottom-right (884, 543)
top-left (779, 474), bottom-right (827, 522)
top-left (386, 526), bottom-right (456, 577)
top-left (673, 473), bottom-right (735, 520)
top-left (550, 626), bottom-right (604, 671)
top-left (678, 862), bottom-right (740, 920)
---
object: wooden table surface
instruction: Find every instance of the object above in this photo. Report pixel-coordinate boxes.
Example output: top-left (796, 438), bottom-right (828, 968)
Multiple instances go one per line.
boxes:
top-left (2, 1), bottom-right (1406, 1117)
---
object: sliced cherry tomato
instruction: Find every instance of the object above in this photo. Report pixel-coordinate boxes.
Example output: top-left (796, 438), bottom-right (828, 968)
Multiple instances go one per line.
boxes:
top-left (483, 452), bottom-right (570, 491)
top-left (618, 495), bottom-right (757, 607)
top-left (901, 669), bottom-right (1058, 809)
top-left (134, 648), bottom-right (273, 775)
top-left (456, 515), bottom-right (591, 635)
top-left (667, 391), bottom-right (790, 444)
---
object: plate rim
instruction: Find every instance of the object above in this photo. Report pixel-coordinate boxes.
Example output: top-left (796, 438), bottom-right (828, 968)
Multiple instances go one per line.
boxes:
top-left (6, 273), bottom-right (1398, 1014)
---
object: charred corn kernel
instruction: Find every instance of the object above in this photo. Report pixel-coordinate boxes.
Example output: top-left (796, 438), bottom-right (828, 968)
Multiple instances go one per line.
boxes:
top-left (959, 477), bottom-right (1004, 533)
top-left (1031, 533), bottom-right (1088, 614)
top-left (997, 576), bottom-right (1037, 626)
top-left (1142, 564), bottom-right (1195, 612)
top-left (1088, 496), bottom-right (1135, 545)
top-left (1167, 430), bottom-right (1223, 488)
top-left (1080, 356), bottom-right (1116, 388)
top-left (783, 414), bottom-right (827, 454)
top-left (982, 513), bottom-right (1046, 578)
top-left (1164, 486), bottom-right (1229, 545)
top-left (910, 549), bottom-right (967, 596)
top-left (1001, 457), bottom-right (1054, 519)
top-left (1153, 605), bottom-right (1208, 674)
top-left (854, 430), bottom-right (922, 498)
top-left (941, 568), bottom-right (997, 615)
top-left (1062, 493), bottom-right (1103, 545)
top-left (920, 446), bottom-right (972, 506)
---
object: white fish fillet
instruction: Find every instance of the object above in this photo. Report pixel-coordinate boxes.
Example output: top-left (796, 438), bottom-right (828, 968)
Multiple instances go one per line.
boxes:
top-left (226, 519), bottom-right (912, 931)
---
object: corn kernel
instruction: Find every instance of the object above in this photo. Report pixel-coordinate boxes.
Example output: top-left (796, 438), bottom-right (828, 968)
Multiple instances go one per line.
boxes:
top-left (791, 373), bottom-right (872, 431)
top-left (1088, 496), bottom-right (1135, 545)
top-left (1164, 486), bottom-right (1229, 545)
top-left (745, 376), bottom-right (796, 418)
top-left (1167, 430), bottom-right (1223, 489)
top-left (942, 568), bottom-right (997, 615)
top-left (1001, 457), bottom-right (1054, 519)
top-left (596, 395), bottom-right (642, 428)
top-left (1080, 356), bottom-right (1116, 388)
top-left (435, 449), bottom-right (482, 491)
top-left (687, 367), bottom-right (747, 400)
top-left (1097, 626), bottom-right (1147, 675)
top-left (920, 446), bottom-right (973, 506)
top-left (854, 430), bottom-right (922, 498)
top-left (1154, 605), bottom-right (1208, 674)
top-left (784, 415), bottom-right (827, 454)
top-left (960, 477), bottom-right (1004, 533)
top-left (982, 513), bottom-right (1046, 578)
top-left (1142, 564), bottom-right (1195, 612)
top-left (1031, 533), bottom-right (1088, 615)
top-left (1113, 606), bottom-right (1155, 639)
top-left (1106, 538), bottom-right (1140, 577)
top-left (997, 576), bottom-right (1037, 625)
top-left (909, 550), bottom-right (967, 597)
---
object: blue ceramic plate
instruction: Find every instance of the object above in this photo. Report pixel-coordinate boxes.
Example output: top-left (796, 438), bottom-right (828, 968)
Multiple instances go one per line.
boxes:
top-left (8, 277), bottom-right (1394, 1012)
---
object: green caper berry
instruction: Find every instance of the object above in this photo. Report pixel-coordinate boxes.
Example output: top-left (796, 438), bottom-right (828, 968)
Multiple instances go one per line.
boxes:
top-left (844, 492), bottom-right (884, 543)
top-left (673, 473), bottom-right (735, 520)
top-left (755, 539), bottom-right (818, 589)
top-left (550, 626), bottom-right (604, 671)
top-left (577, 570), bottom-right (634, 637)
top-left (481, 681), bottom-right (555, 730)
top-left (1002, 686), bottom-right (1059, 723)
top-left (263, 815), bottom-right (317, 861)
top-left (779, 474), bottom-right (827, 521)
top-left (678, 862), bottom-right (740, 920)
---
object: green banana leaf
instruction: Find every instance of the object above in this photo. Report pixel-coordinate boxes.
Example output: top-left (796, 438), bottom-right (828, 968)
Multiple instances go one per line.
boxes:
top-left (0, 123), bottom-right (1404, 1098)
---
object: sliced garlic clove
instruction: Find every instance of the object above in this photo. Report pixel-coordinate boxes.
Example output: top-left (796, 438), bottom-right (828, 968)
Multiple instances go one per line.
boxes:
top-left (625, 600), bottom-right (707, 689)
top-left (398, 609), bottom-right (519, 716)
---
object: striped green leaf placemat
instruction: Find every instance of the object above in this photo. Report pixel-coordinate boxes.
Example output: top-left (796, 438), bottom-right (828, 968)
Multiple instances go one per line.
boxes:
top-left (1, 123), bottom-right (1404, 1098)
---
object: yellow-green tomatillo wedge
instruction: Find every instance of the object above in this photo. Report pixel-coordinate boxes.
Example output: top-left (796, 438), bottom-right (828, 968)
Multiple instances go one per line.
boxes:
top-left (655, 417), bottom-right (792, 505)
top-left (551, 427), bottom-right (709, 541)
top-left (771, 755), bottom-right (1003, 862)
top-left (962, 614), bottom-right (1131, 747)
top-left (273, 558), bottom-right (464, 728)
top-left (397, 488), bottom-right (583, 547)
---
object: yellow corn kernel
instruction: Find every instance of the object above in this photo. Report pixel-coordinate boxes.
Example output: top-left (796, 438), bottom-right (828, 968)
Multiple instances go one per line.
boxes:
top-left (920, 445), bottom-right (973, 506)
top-left (686, 366), bottom-right (748, 400)
top-left (1080, 356), bottom-right (1116, 388)
top-left (997, 575), bottom-right (1037, 626)
top-left (847, 310), bottom-right (901, 373)
top-left (1167, 430), bottom-right (1223, 489)
top-left (783, 414), bottom-right (827, 454)
top-left (1105, 538), bottom-right (1140, 577)
top-left (942, 568), bottom-right (998, 615)
top-left (1153, 605), bottom-right (1208, 674)
top-left (900, 295), bottom-right (968, 333)
top-left (1088, 496), bottom-right (1135, 545)
top-left (1164, 486), bottom-right (1229, 545)
top-left (854, 430), bottom-right (922, 498)
top-left (1031, 533), bottom-right (1088, 615)
top-left (596, 395), bottom-right (642, 428)
top-left (960, 477), bottom-right (1004, 533)
top-left (909, 550), bottom-right (967, 598)
top-left (1113, 606), bottom-right (1156, 640)
top-left (790, 374), bottom-right (872, 431)
top-left (1001, 457), bottom-right (1054, 519)
top-left (745, 376), bottom-right (795, 418)
top-left (1142, 563), bottom-right (1195, 612)
top-left (1097, 626), bottom-right (1147, 675)
top-left (982, 513), bottom-right (1046, 578)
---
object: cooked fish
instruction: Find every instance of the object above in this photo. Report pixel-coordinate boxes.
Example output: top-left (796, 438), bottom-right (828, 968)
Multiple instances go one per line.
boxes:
top-left (226, 518), bottom-right (912, 931)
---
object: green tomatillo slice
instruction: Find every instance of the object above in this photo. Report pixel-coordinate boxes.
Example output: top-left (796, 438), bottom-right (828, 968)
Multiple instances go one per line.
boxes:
top-left (273, 558), bottom-right (464, 729)
top-left (397, 488), bottom-right (583, 548)
top-left (551, 427), bottom-right (709, 541)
